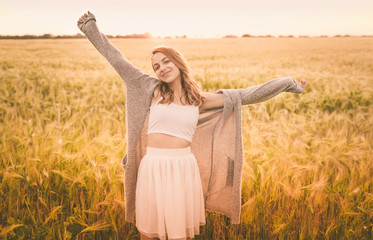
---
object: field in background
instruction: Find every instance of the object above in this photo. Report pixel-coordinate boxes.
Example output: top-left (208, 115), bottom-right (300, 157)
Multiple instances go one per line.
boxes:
top-left (0, 38), bottom-right (372, 239)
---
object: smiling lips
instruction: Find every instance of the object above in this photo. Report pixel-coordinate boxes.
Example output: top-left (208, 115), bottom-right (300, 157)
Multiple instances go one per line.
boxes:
top-left (162, 71), bottom-right (171, 77)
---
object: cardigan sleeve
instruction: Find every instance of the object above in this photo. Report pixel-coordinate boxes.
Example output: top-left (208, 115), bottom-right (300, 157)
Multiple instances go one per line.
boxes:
top-left (238, 76), bottom-right (304, 105)
top-left (78, 13), bottom-right (153, 86)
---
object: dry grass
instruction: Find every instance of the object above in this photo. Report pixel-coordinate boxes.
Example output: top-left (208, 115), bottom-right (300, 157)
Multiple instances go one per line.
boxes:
top-left (0, 37), bottom-right (372, 239)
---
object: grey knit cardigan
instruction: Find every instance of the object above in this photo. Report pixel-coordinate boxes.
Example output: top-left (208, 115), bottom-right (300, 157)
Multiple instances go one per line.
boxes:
top-left (78, 13), bottom-right (305, 224)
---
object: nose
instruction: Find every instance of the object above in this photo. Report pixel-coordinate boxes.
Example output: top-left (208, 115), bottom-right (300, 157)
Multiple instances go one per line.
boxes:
top-left (159, 64), bottom-right (167, 75)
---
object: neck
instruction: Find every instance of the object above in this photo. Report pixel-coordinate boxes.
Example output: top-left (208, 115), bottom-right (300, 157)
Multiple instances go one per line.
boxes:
top-left (168, 77), bottom-right (183, 100)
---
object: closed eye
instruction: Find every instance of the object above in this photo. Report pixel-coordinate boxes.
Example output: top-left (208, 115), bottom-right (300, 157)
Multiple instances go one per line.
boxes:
top-left (153, 57), bottom-right (170, 71)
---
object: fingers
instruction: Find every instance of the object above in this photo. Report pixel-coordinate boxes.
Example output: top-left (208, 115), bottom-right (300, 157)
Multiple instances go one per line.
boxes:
top-left (78, 17), bottom-right (85, 23)
top-left (77, 11), bottom-right (93, 26)
top-left (79, 11), bottom-right (90, 20)
top-left (78, 13), bottom-right (88, 22)
top-left (300, 80), bottom-right (307, 90)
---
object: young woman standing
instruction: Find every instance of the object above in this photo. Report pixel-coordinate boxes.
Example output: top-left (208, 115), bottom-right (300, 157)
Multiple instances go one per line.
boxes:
top-left (78, 11), bottom-right (306, 240)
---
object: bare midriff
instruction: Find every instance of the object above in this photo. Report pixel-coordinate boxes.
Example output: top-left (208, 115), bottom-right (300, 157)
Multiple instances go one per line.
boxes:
top-left (147, 133), bottom-right (191, 149)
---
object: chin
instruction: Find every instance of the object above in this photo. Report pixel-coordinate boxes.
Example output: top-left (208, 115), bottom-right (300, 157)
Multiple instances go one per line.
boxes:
top-left (160, 78), bottom-right (177, 85)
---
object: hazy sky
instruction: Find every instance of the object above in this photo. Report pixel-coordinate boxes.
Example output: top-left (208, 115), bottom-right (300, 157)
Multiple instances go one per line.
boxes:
top-left (1, 0), bottom-right (372, 37)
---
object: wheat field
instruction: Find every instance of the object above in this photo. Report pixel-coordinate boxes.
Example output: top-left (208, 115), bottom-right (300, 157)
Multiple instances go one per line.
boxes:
top-left (0, 37), bottom-right (372, 239)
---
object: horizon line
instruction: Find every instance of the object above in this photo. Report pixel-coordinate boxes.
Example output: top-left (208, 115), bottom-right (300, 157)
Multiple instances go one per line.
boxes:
top-left (1, 32), bottom-right (373, 39)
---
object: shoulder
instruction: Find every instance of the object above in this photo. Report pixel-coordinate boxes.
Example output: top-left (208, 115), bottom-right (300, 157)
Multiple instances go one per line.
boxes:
top-left (150, 86), bottom-right (161, 105)
top-left (199, 92), bottom-right (224, 112)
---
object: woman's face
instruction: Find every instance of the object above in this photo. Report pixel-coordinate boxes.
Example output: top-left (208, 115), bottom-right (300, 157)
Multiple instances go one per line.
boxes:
top-left (152, 52), bottom-right (181, 84)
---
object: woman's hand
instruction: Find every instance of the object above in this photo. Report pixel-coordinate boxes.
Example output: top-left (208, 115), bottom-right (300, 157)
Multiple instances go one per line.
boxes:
top-left (77, 11), bottom-right (90, 25)
top-left (77, 11), bottom-right (95, 30)
top-left (300, 79), bottom-right (307, 91)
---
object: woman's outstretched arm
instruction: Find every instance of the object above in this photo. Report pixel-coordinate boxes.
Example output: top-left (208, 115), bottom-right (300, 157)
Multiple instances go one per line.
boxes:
top-left (201, 77), bottom-right (306, 111)
top-left (77, 11), bottom-right (155, 86)
top-left (238, 77), bottom-right (306, 105)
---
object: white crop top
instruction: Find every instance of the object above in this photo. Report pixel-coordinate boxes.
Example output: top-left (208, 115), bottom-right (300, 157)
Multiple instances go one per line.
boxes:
top-left (147, 97), bottom-right (199, 142)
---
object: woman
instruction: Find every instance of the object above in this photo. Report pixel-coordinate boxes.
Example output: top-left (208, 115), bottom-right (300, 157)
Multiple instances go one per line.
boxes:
top-left (77, 11), bottom-right (306, 240)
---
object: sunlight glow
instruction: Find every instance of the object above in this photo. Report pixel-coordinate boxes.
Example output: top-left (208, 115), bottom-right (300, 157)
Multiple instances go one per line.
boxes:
top-left (0, 0), bottom-right (372, 37)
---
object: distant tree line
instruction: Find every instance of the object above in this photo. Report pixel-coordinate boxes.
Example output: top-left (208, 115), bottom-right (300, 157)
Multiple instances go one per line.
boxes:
top-left (0, 34), bottom-right (85, 39)
top-left (224, 34), bottom-right (373, 38)
top-left (0, 32), bottom-right (189, 39)
top-left (0, 33), bottom-right (372, 39)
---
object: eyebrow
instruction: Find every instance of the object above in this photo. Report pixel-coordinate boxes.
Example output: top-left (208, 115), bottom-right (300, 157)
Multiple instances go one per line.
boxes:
top-left (153, 57), bottom-right (169, 69)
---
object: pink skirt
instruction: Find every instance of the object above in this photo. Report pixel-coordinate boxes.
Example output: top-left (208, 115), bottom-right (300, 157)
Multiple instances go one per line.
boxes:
top-left (135, 147), bottom-right (206, 240)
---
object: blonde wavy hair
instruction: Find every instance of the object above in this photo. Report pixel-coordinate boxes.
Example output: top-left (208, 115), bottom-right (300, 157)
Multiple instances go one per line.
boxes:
top-left (151, 46), bottom-right (204, 106)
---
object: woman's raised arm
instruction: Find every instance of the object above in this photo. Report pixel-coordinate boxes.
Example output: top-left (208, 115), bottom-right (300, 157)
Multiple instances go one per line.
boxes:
top-left (77, 11), bottom-right (156, 87)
